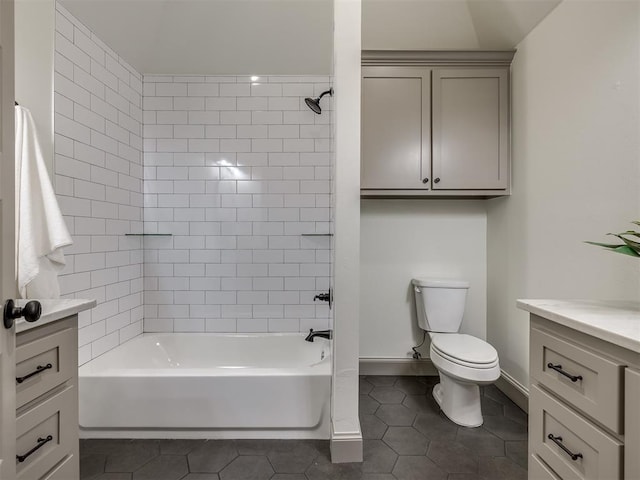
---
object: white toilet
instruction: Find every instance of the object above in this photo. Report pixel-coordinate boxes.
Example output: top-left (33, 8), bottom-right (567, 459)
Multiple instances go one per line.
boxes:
top-left (412, 278), bottom-right (500, 427)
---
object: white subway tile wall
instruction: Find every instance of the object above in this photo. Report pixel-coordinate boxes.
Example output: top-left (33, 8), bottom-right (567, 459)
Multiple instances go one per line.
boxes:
top-left (54, 4), bottom-right (144, 365)
top-left (143, 75), bottom-right (333, 334)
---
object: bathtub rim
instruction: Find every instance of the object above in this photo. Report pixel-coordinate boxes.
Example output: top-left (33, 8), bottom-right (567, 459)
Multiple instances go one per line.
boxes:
top-left (78, 332), bottom-right (332, 370)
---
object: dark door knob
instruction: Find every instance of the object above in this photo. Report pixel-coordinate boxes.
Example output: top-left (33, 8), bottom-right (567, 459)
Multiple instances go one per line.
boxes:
top-left (4, 299), bottom-right (42, 329)
top-left (434, 178), bottom-right (441, 184)
top-left (422, 178), bottom-right (429, 184)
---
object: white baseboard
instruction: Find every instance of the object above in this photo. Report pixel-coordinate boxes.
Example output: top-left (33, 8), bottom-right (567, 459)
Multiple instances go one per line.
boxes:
top-left (330, 425), bottom-right (363, 463)
top-left (495, 370), bottom-right (529, 413)
top-left (359, 359), bottom-right (529, 413)
top-left (79, 425), bottom-right (330, 440)
top-left (358, 358), bottom-right (529, 414)
top-left (359, 358), bottom-right (438, 376)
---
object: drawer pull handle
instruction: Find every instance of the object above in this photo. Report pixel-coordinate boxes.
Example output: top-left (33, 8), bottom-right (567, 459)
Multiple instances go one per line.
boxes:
top-left (547, 434), bottom-right (583, 461)
top-left (16, 363), bottom-right (53, 384)
top-left (16, 435), bottom-right (53, 463)
top-left (547, 363), bottom-right (583, 382)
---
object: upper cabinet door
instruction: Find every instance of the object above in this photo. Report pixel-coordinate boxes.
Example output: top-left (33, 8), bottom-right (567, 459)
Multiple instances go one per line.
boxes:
top-left (361, 67), bottom-right (431, 190)
top-left (432, 68), bottom-right (509, 190)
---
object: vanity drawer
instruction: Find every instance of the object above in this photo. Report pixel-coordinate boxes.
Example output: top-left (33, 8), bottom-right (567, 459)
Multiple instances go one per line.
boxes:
top-left (41, 454), bottom-right (77, 480)
top-left (530, 454), bottom-right (561, 480)
top-left (16, 328), bottom-right (76, 408)
top-left (16, 385), bottom-right (76, 480)
top-left (530, 384), bottom-right (622, 480)
top-left (530, 326), bottom-right (624, 433)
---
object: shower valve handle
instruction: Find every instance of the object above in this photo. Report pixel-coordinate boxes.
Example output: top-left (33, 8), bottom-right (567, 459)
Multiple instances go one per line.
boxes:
top-left (314, 293), bottom-right (330, 302)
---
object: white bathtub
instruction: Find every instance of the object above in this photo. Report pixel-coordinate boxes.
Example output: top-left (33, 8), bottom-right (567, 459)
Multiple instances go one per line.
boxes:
top-left (79, 333), bottom-right (331, 439)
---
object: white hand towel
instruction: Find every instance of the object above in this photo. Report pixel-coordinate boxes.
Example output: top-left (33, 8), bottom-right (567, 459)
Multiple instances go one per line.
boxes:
top-left (15, 105), bottom-right (73, 298)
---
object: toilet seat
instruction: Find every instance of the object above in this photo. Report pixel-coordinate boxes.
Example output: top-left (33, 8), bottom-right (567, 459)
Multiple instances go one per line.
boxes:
top-left (430, 333), bottom-right (498, 369)
top-left (430, 346), bottom-right (500, 384)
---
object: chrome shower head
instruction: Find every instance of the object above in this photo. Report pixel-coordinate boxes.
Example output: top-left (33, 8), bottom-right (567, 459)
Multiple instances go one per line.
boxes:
top-left (304, 88), bottom-right (333, 114)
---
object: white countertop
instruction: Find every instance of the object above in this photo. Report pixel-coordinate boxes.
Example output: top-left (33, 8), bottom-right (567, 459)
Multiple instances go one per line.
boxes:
top-left (517, 299), bottom-right (640, 353)
top-left (15, 298), bottom-right (96, 333)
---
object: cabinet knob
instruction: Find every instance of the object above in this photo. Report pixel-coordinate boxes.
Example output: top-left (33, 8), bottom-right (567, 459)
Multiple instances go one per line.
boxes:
top-left (434, 178), bottom-right (441, 184)
top-left (422, 178), bottom-right (429, 184)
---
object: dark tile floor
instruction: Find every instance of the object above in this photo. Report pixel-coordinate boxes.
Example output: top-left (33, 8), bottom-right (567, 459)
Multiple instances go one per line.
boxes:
top-left (80, 375), bottom-right (528, 480)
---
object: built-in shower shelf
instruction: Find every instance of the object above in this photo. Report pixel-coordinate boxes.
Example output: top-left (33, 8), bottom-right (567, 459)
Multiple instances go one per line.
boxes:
top-left (125, 233), bottom-right (173, 236)
top-left (300, 233), bottom-right (333, 237)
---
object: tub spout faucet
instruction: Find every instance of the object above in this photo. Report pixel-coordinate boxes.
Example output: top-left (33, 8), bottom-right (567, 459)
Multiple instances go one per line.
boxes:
top-left (305, 329), bottom-right (333, 342)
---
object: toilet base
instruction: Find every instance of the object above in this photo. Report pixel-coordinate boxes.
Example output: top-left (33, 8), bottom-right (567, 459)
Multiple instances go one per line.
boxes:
top-left (432, 373), bottom-right (483, 428)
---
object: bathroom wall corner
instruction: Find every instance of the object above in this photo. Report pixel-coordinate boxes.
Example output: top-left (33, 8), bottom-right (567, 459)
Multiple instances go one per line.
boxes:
top-left (330, 0), bottom-right (362, 463)
top-left (53, 2), bottom-right (144, 365)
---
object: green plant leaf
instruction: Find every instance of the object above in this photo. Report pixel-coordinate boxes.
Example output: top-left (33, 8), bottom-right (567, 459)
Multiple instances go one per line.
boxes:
top-left (608, 234), bottom-right (640, 254)
top-left (585, 222), bottom-right (640, 259)
top-left (585, 241), bottom-right (624, 249)
top-left (585, 242), bottom-right (640, 257)
top-left (610, 245), bottom-right (640, 257)
top-left (620, 239), bottom-right (640, 255)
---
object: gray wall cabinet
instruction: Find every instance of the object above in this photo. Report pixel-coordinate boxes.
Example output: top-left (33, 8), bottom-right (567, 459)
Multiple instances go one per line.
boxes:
top-left (361, 51), bottom-right (514, 198)
top-left (361, 67), bottom-right (431, 190)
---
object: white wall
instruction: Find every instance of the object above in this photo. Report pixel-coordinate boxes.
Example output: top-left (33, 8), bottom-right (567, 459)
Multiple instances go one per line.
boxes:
top-left (15, 0), bottom-right (55, 174)
top-left (487, 0), bottom-right (640, 390)
top-left (53, 4), bottom-right (144, 365)
top-left (360, 200), bottom-right (487, 359)
top-left (363, 1), bottom-right (479, 50)
top-left (141, 75), bottom-right (333, 334)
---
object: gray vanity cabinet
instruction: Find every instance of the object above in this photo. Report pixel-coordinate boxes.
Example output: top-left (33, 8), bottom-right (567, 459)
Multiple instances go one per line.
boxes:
top-left (360, 51), bottom-right (514, 198)
top-left (626, 368), bottom-right (640, 480)
top-left (527, 314), bottom-right (640, 480)
top-left (15, 316), bottom-right (79, 480)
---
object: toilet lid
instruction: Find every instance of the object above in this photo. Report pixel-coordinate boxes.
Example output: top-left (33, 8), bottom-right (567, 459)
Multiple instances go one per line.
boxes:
top-left (430, 334), bottom-right (498, 365)
top-left (412, 278), bottom-right (469, 289)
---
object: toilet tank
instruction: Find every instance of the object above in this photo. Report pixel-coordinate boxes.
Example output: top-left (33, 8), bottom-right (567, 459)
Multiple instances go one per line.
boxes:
top-left (412, 278), bottom-right (469, 333)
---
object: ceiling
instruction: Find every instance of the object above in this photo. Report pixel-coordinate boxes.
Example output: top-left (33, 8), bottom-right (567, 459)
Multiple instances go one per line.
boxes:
top-left (59, 0), bottom-right (334, 75)
top-left (60, 0), bottom-right (561, 75)
top-left (362, 0), bottom-right (562, 50)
